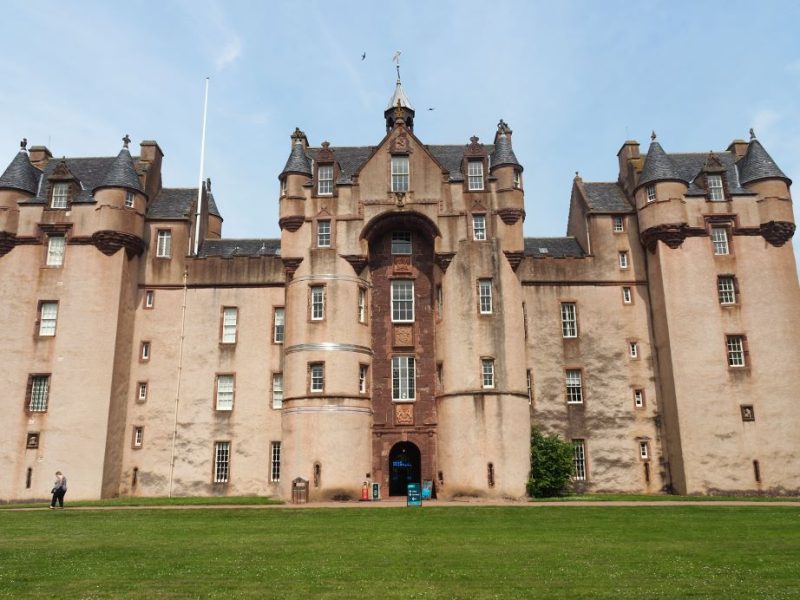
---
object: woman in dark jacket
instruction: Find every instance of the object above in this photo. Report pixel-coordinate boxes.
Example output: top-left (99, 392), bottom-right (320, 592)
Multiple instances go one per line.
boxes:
top-left (50, 471), bottom-right (67, 509)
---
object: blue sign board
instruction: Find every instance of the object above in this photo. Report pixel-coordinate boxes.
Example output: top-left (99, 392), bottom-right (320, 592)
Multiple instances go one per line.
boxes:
top-left (421, 480), bottom-right (433, 500)
top-left (407, 482), bottom-right (422, 506)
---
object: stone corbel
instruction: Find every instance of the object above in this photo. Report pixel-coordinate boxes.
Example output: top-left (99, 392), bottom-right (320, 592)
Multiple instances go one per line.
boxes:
top-left (278, 216), bottom-right (305, 232)
top-left (281, 257), bottom-right (303, 280)
top-left (340, 254), bottom-right (368, 275)
top-left (434, 252), bottom-right (456, 272)
top-left (640, 224), bottom-right (704, 253)
top-left (495, 208), bottom-right (525, 225)
top-left (503, 251), bottom-right (525, 271)
top-left (760, 221), bottom-right (795, 247)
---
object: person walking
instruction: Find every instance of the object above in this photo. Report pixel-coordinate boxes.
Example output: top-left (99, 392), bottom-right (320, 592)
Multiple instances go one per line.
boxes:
top-left (50, 471), bottom-right (67, 509)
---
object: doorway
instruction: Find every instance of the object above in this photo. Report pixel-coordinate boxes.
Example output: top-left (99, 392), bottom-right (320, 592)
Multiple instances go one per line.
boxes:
top-left (389, 441), bottom-right (421, 496)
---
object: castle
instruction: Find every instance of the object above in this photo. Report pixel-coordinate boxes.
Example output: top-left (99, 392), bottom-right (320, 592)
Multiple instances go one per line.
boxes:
top-left (1, 80), bottom-right (798, 502)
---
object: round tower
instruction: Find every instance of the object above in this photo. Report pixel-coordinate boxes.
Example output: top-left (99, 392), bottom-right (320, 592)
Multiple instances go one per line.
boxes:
top-left (0, 139), bottom-right (40, 242)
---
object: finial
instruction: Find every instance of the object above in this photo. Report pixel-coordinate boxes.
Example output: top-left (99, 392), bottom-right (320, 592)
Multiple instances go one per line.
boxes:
top-left (749, 127), bottom-right (756, 140)
top-left (20, 138), bottom-right (27, 151)
top-left (470, 135), bottom-right (479, 144)
top-left (321, 141), bottom-right (330, 149)
top-left (650, 130), bottom-right (657, 142)
top-left (392, 51), bottom-right (402, 82)
top-left (575, 171), bottom-right (580, 179)
top-left (394, 100), bottom-right (404, 120)
top-left (206, 177), bottom-right (211, 191)
top-left (122, 134), bottom-right (131, 149)
top-left (291, 127), bottom-right (306, 144)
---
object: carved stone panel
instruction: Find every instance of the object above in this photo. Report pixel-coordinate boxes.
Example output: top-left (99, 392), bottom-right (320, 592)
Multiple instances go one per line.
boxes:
top-left (392, 255), bottom-right (412, 274)
top-left (395, 404), bottom-right (414, 426)
top-left (393, 325), bottom-right (414, 348)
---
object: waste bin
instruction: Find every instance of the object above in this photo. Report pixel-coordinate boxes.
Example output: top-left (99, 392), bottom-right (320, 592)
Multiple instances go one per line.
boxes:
top-left (291, 477), bottom-right (309, 504)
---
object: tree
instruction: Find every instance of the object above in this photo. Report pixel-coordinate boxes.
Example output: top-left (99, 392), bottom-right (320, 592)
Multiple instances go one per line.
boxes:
top-left (527, 428), bottom-right (575, 497)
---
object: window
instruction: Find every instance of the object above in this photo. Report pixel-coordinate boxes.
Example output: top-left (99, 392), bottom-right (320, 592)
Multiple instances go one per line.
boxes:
top-left (221, 307), bottom-right (238, 344)
top-left (437, 363), bottom-right (444, 390)
top-left (270, 442), bottom-right (281, 482)
top-left (125, 191), bottom-right (135, 208)
top-left (646, 185), bottom-right (656, 203)
top-left (280, 178), bottom-right (287, 197)
top-left (359, 364), bottom-right (368, 394)
top-left (468, 160), bottom-right (484, 191)
top-left (711, 227), bottom-right (729, 255)
top-left (718, 275), bottom-right (736, 305)
top-left (478, 279), bottom-right (493, 314)
top-left (133, 426), bottom-right (144, 448)
top-left (726, 335), bottom-right (746, 367)
top-left (526, 370), bottom-right (533, 405)
top-left (741, 405), bottom-right (755, 422)
top-left (613, 216), bottom-right (624, 232)
top-left (358, 288), bottom-right (367, 324)
top-left (513, 171), bottom-right (521, 189)
top-left (561, 302), bottom-right (577, 338)
top-left (472, 214), bottom-right (486, 240)
top-left (27, 375), bottom-right (50, 412)
top-left (310, 363), bottom-right (324, 393)
top-left (391, 231), bottom-right (412, 255)
top-left (140, 341), bottom-right (151, 361)
top-left (436, 286), bottom-right (443, 320)
top-left (310, 286), bottom-right (325, 321)
top-left (144, 290), bottom-right (155, 309)
top-left (46, 236), bottom-right (65, 266)
top-left (214, 441), bottom-right (230, 483)
top-left (482, 359), bottom-right (495, 389)
top-left (318, 165), bottom-right (333, 195)
top-left (565, 369), bottom-right (583, 404)
top-left (317, 220), bottom-right (331, 247)
top-left (26, 432), bottom-right (40, 449)
top-left (573, 439), bottom-right (586, 481)
top-left (622, 287), bottom-right (633, 304)
top-left (708, 174), bottom-right (724, 201)
top-left (156, 230), bottom-right (172, 258)
top-left (391, 156), bottom-right (409, 192)
top-left (51, 183), bottom-right (69, 209)
top-left (629, 341), bottom-right (639, 359)
top-left (392, 356), bottom-right (416, 401)
top-left (137, 382), bottom-right (148, 402)
top-left (273, 308), bottom-right (285, 343)
top-left (38, 301), bottom-right (58, 336)
top-left (216, 374), bottom-right (234, 411)
top-left (634, 389), bottom-right (645, 408)
top-left (618, 251), bottom-right (629, 269)
top-left (639, 441), bottom-right (649, 460)
top-left (391, 280), bottom-right (414, 322)
top-left (272, 373), bottom-right (283, 409)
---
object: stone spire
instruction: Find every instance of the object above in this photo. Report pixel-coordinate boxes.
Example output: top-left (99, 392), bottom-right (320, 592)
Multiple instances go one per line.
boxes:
top-left (0, 139), bottom-right (41, 194)
top-left (95, 134), bottom-right (144, 194)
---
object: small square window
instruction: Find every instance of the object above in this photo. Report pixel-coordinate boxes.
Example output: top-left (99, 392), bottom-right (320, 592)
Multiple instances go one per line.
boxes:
top-left (216, 374), bottom-right (234, 410)
top-left (634, 389), bottom-right (645, 408)
top-left (741, 405), bottom-right (755, 422)
top-left (140, 341), bottom-right (151, 361)
top-left (38, 301), bottom-right (58, 337)
top-left (718, 276), bottom-right (736, 305)
top-left (513, 171), bottom-right (522, 189)
top-left (639, 441), bottom-right (649, 460)
top-left (613, 216), bottom-right (624, 232)
top-left (629, 341), bottom-right (639, 359)
top-left (618, 251), bottom-right (629, 269)
top-left (482, 359), bottom-right (495, 389)
top-left (473, 215), bottom-right (487, 241)
top-left (51, 183), bottom-right (69, 209)
top-left (311, 286), bottom-right (325, 321)
top-left (708, 175), bottom-right (724, 201)
top-left (221, 307), bottom-right (238, 344)
top-left (646, 185), bottom-right (656, 203)
top-left (27, 375), bottom-right (50, 412)
top-left (566, 370), bottom-right (583, 404)
top-left (46, 236), bottom-right (65, 267)
top-left (273, 307), bottom-right (285, 343)
top-left (144, 290), bottom-right (155, 309)
top-left (726, 335), bottom-right (746, 368)
top-left (561, 302), bottom-right (577, 338)
top-left (317, 220), bottom-right (331, 247)
top-left (622, 287), bottom-right (633, 304)
top-left (310, 363), bottom-right (324, 393)
top-left (137, 382), bottom-right (148, 402)
top-left (478, 279), bottom-right (493, 314)
top-left (272, 372), bottom-right (283, 409)
top-left (359, 364), bottom-right (369, 394)
top-left (26, 432), bottom-right (40, 449)
top-left (711, 227), bottom-right (730, 255)
top-left (133, 426), bottom-right (144, 448)
top-left (156, 230), bottom-right (172, 258)
top-left (280, 178), bottom-right (287, 197)
top-left (125, 191), bottom-right (135, 209)
top-left (391, 231), bottom-right (412, 255)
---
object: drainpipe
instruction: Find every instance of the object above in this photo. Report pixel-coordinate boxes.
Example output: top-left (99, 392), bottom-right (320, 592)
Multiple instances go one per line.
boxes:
top-left (168, 268), bottom-right (189, 497)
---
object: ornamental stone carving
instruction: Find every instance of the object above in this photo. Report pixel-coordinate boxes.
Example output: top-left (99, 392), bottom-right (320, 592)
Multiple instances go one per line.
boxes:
top-left (760, 221), bottom-right (795, 247)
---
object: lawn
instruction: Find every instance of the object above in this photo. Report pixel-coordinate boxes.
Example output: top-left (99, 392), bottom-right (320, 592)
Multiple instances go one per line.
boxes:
top-left (1, 506), bottom-right (798, 599)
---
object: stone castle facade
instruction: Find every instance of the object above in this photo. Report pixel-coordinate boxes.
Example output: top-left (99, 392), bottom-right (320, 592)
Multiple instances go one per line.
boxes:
top-left (1, 81), bottom-right (798, 502)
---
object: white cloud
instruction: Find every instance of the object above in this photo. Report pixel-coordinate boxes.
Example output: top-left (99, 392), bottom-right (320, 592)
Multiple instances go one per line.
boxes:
top-left (214, 36), bottom-right (242, 71)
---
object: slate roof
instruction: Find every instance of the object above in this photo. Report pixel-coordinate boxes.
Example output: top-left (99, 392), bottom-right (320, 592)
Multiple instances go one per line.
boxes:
top-left (669, 152), bottom-right (752, 196)
top-left (0, 151), bottom-right (42, 194)
top-left (524, 237), bottom-right (585, 258)
top-left (198, 239), bottom-right (280, 258)
top-left (582, 182), bottom-right (633, 213)
top-left (306, 146), bottom-right (374, 184)
top-left (95, 148), bottom-right (144, 194)
top-left (22, 156), bottom-right (122, 204)
top-left (281, 142), bottom-right (312, 176)
top-left (637, 141), bottom-right (680, 188)
top-left (147, 188), bottom-right (221, 220)
top-left (490, 134), bottom-right (522, 171)
top-left (737, 139), bottom-right (790, 185)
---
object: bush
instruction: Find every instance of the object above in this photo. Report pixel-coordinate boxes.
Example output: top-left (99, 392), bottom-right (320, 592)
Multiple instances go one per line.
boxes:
top-left (527, 428), bottom-right (575, 497)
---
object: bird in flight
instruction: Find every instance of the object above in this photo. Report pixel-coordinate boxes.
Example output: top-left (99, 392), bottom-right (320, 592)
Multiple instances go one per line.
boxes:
top-left (361, 52), bottom-right (366, 60)
top-left (427, 107), bottom-right (435, 111)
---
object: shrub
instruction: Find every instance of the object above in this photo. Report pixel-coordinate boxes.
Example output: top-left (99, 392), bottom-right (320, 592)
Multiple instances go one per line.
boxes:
top-left (527, 428), bottom-right (574, 497)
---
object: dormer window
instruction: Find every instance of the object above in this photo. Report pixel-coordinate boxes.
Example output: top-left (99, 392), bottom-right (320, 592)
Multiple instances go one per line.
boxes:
top-left (391, 156), bottom-right (409, 192)
top-left (708, 175), bottom-right (724, 201)
top-left (51, 183), bottom-right (69, 209)
top-left (467, 160), bottom-right (484, 191)
top-left (318, 165), bottom-right (333, 195)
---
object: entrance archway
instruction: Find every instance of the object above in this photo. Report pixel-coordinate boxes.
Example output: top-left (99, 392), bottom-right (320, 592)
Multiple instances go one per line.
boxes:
top-left (389, 441), bottom-right (421, 496)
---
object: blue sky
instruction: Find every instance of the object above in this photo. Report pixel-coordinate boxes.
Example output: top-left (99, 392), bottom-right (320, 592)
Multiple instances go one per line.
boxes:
top-left (2, 0), bottom-right (799, 247)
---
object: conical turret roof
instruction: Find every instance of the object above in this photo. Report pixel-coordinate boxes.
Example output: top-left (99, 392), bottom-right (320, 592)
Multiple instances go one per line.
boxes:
top-left (386, 78), bottom-right (414, 111)
top-left (0, 148), bottom-right (41, 194)
top-left (737, 138), bottom-right (790, 185)
top-left (281, 141), bottom-right (312, 176)
top-left (637, 139), bottom-right (682, 189)
top-left (490, 133), bottom-right (522, 171)
top-left (95, 146), bottom-right (144, 194)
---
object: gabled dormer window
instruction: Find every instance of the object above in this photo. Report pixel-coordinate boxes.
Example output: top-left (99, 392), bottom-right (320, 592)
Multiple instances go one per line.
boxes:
top-left (391, 156), bottom-right (409, 192)
top-left (318, 165), bottom-right (333, 195)
top-left (708, 174), bottom-right (724, 201)
top-left (467, 160), bottom-right (484, 191)
top-left (51, 183), bottom-right (69, 209)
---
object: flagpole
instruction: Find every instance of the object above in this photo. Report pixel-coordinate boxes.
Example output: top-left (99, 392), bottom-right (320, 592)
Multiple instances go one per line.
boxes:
top-left (193, 77), bottom-right (210, 256)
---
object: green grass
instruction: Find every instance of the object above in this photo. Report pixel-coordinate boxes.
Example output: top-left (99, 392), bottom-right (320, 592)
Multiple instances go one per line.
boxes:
top-left (1, 506), bottom-right (799, 598)
top-left (530, 493), bottom-right (800, 502)
top-left (0, 495), bottom-right (283, 510)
